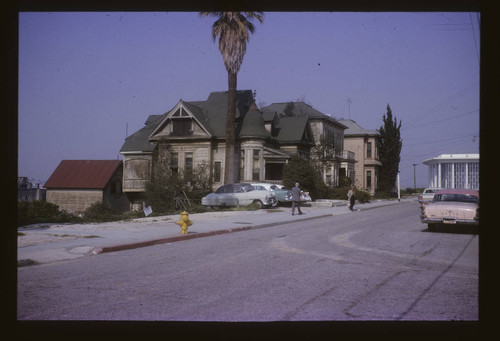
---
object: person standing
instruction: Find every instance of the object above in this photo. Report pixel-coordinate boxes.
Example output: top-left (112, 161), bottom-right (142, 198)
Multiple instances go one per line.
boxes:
top-left (347, 187), bottom-right (356, 211)
top-left (291, 182), bottom-right (303, 216)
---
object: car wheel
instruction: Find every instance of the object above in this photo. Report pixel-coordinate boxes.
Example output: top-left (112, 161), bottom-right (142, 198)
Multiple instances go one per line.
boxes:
top-left (427, 223), bottom-right (436, 232)
top-left (253, 200), bottom-right (263, 209)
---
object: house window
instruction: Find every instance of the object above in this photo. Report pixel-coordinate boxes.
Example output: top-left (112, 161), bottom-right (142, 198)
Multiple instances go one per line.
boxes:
top-left (240, 150), bottom-right (245, 180)
top-left (184, 152), bottom-right (193, 175)
top-left (172, 118), bottom-right (191, 136)
top-left (170, 152), bottom-right (178, 173)
top-left (366, 170), bottom-right (372, 188)
top-left (367, 142), bottom-right (372, 158)
top-left (214, 161), bottom-right (221, 183)
top-left (253, 149), bottom-right (260, 181)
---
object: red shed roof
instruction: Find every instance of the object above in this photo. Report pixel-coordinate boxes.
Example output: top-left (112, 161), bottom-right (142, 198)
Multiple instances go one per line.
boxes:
top-left (44, 160), bottom-right (122, 189)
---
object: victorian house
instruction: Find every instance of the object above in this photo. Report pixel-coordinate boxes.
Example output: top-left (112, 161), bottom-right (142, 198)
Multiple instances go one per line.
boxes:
top-left (262, 102), bottom-right (354, 187)
top-left (337, 119), bottom-right (382, 195)
top-left (120, 90), bottom-right (356, 210)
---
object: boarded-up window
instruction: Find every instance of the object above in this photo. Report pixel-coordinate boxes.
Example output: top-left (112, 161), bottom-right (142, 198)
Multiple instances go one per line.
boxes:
top-left (172, 118), bottom-right (191, 136)
top-left (124, 159), bottom-right (150, 179)
top-left (185, 152), bottom-right (193, 174)
top-left (171, 152), bottom-right (178, 173)
top-left (214, 161), bottom-right (221, 183)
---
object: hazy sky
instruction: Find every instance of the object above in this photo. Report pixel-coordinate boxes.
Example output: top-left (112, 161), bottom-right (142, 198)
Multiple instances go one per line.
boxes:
top-left (18, 12), bottom-right (480, 188)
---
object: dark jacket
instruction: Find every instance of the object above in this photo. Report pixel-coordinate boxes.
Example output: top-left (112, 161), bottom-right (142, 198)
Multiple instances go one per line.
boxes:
top-left (291, 186), bottom-right (301, 201)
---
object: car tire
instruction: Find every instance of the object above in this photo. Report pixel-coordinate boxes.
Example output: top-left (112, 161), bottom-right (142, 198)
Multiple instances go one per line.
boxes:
top-left (253, 200), bottom-right (263, 209)
top-left (427, 223), bottom-right (436, 232)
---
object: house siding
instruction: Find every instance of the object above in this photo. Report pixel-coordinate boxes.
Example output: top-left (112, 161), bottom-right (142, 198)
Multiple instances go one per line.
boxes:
top-left (343, 135), bottom-right (380, 194)
top-left (47, 189), bottom-right (103, 213)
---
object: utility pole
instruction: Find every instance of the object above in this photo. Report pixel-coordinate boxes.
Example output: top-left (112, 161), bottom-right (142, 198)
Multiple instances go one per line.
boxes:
top-left (412, 163), bottom-right (418, 190)
top-left (397, 170), bottom-right (401, 202)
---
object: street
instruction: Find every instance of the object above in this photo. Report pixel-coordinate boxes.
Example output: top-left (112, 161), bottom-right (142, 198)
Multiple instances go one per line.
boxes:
top-left (17, 201), bottom-right (478, 321)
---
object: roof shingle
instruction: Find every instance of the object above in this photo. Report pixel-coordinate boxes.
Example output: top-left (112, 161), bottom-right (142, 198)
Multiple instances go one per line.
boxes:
top-left (44, 160), bottom-right (122, 189)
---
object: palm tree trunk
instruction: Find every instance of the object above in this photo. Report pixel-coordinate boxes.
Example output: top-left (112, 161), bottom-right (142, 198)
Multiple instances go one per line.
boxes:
top-left (224, 71), bottom-right (237, 184)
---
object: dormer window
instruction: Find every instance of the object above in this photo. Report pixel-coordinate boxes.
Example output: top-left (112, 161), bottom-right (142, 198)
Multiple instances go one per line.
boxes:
top-left (171, 107), bottom-right (192, 136)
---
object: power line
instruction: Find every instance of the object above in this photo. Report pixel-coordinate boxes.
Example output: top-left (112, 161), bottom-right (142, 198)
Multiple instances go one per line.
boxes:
top-left (403, 109), bottom-right (478, 131)
top-left (470, 12), bottom-right (480, 68)
top-left (403, 81), bottom-right (479, 129)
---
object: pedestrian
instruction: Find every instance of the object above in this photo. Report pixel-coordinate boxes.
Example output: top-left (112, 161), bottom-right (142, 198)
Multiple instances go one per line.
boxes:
top-left (291, 182), bottom-right (303, 216)
top-left (347, 186), bottom-right (356, 211)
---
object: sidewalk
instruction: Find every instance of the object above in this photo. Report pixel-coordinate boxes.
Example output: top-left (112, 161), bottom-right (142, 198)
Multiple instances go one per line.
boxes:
top-left (17, 198), bottom-right (415, 267)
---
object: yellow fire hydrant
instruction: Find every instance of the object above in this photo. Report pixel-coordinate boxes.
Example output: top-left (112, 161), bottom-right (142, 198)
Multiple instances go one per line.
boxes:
top-left (176, 211), bottom-right (193, 234)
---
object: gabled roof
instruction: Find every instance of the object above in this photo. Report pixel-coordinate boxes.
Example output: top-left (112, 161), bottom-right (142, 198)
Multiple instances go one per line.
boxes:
top-left (276, 116), bottom-right (312, 143)
top-left (337, 119), bottom-right (379, 136)
top-left (120, 115), bottom-right (162, 153)
top-left (262, 102), bottom-right (347, 129)
top-left (149, 100), bottom-right (214, 139)
top-left (186, 90), bottom-right (254, 137)
top-left (44, 160), bottom-right (122, 189)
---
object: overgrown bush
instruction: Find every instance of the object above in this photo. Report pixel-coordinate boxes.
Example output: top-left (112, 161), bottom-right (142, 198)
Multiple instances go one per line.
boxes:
top-left (354, 189), bottom-right (371, 203)
top-left (145, 161), bottom-right (213, 214)
top-left (17, 200), bottom-right (82, 226)
top-left (282, 155), bottom-right (325, 199)
top-left (83, 202), bottom-right (121, 222)
top-left (26, 200), bottom-right (60, 219)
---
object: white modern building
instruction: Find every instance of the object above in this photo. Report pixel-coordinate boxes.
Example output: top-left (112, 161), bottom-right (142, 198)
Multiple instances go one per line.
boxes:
top-left (423, 154), bottom-right (479, 190)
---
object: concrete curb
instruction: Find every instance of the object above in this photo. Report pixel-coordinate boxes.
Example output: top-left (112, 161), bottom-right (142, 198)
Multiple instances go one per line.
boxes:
top-left (99, 213), bottom-right (335, 254)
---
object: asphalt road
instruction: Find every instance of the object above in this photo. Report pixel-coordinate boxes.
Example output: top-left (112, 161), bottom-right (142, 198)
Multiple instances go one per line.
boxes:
top-left (17, 201), bottom-right (478, 322)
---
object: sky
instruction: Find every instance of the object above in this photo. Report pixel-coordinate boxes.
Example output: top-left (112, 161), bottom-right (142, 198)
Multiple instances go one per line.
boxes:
top-left (18, 11), bottom-right (480, 189)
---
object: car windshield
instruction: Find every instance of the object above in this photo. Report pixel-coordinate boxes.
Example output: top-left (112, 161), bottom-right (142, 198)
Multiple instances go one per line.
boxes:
top-left (434, 193), bottom-right (478, 204)
top-left (243, 184), bottom-right (254, 192)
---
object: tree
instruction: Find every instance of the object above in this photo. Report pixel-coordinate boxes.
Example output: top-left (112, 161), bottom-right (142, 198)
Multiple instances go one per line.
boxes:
top-left (200, 12), bottom-right (264, 184)
top-left (282, 155), bottom-right (325, 199)
top-left (377, 104), bottom-right (402, 193)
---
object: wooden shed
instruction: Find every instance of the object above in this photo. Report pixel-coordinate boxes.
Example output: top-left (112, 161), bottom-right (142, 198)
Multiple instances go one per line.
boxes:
top-left (44, 160), bottom-right (130, 213)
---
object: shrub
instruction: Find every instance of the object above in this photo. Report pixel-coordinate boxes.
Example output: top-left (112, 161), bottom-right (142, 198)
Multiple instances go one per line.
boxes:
top-left (282, 155), bottom-right (325, 199)
top-left (354, 190), bottom-right (371, 203)
top-left (328, 186), bottom-right (371, 203)
top-left (25, 200), bottom-right (60, 219)
top-left (17, 200), bottom-right (82, 226)
top-left (145, 160), bottom-right (213, 214)
top-left (83, 202), bottom-right (120, 222)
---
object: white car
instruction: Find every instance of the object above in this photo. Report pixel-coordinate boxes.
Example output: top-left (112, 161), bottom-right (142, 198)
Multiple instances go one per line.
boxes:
top-left (201, 183), bottom-right (277, 209)
top-left (418, 188), bottom-right (442, 204)
top-left (420, 188), bottom-right (479, 231)
top-left (250, 183), bottom-right (288, 205)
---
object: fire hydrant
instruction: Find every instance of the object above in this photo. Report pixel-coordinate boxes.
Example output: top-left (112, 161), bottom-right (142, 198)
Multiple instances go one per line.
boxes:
top-left (176, 211), bottom-right (193, 234)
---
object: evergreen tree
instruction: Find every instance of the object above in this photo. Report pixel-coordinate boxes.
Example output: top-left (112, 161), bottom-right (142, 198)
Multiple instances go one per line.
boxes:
top-left (377, 104), bottom-right (402, 193)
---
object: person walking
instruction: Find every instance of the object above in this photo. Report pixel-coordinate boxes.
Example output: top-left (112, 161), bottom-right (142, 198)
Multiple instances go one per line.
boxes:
top-left (291, 182), bottom-right (303, 216)
top-left (347, 186), bottom-right (356, 211)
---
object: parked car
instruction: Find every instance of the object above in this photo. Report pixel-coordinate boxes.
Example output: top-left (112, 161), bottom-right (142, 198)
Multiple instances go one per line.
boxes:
top-left (283, 188), bottom-right (312, 203)
top-left (418, 188), bottom-right (442, 204)
top-left (201, 183), bottom-right (277, 209)
top-left (250, 183), bottom-right (289, 205)
top-left (420, 188), bottom-right (479, 231)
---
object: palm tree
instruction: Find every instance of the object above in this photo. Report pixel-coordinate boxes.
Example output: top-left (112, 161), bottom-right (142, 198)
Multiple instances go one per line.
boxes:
top-left (200, 12), bottom-right (264, 184)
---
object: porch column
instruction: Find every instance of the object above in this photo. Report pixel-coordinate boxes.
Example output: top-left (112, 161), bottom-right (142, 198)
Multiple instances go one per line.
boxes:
top-left (438, 163), bottom-right (441, 188)
top-left (465, 162), bottom-right (469, 189)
